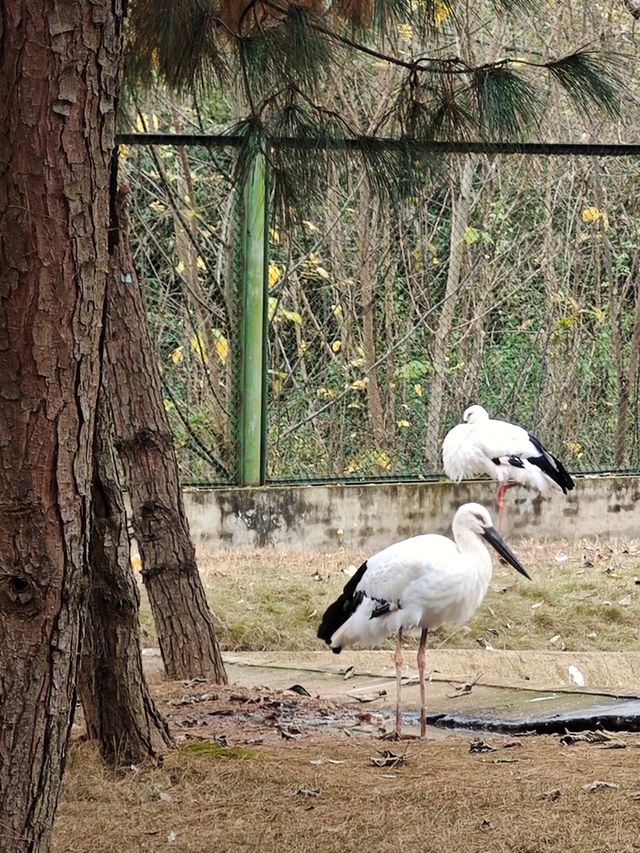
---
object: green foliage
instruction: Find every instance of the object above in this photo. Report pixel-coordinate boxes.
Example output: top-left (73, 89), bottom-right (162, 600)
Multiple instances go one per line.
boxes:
top-left (472, 67), bottom-right (540, 139)
top-left (124, 0), bottom-right (626, 214)
top-left (547, 50), bottom-right (623, 120)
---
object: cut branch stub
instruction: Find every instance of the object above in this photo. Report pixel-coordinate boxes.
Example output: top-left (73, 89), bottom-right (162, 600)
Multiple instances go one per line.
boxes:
top-left (0, 571), bottom-right (43, 617)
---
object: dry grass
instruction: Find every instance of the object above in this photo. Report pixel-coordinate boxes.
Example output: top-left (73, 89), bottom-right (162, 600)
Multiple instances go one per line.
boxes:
top-left (55, 725), bottom-right (640, 853)
top-left (138, 538), bottom-right (640, 654)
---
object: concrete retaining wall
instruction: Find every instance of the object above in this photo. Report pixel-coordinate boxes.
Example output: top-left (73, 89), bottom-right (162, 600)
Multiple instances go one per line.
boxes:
top-left (184, 474), bottom-right (640, 551)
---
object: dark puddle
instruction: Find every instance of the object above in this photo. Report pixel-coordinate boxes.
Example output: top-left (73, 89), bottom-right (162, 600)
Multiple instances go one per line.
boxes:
top-left (420, 692), bottom-right (640, 734)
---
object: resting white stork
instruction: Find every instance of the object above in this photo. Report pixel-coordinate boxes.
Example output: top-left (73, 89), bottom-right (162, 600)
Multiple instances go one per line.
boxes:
top-left (317, 503), bottom-right (530, 738)
top-left (442, 404), bottom-right (575, 530)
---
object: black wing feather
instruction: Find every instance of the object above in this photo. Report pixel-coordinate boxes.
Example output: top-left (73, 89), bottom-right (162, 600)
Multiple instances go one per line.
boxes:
top-left (317, 561), bottom-right (369, 652)
top-left (527, 434), bottom-right (575, 494)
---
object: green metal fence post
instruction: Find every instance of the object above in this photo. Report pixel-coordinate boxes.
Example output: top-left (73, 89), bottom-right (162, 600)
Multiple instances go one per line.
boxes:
top-left (237, 150), bottom-right (269, 486)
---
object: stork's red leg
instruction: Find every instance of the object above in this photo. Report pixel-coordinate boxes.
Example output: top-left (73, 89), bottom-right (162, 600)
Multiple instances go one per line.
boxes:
top-left (495, 483), bottom-right (517, 534)
top-left (394, 628), bottom-right (404, 737)
top-left (417, 628), bottom-right (429, 738)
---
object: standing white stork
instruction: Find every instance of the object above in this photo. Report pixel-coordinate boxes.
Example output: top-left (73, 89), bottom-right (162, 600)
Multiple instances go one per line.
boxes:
top-left (317, 503), bottom-right (530, 738)
top-left (442, 405), bottom-right (574, 531)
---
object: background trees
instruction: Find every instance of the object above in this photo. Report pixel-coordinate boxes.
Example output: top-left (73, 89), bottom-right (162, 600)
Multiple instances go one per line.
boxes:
top-left (122, 1), bottom-right (639, 486)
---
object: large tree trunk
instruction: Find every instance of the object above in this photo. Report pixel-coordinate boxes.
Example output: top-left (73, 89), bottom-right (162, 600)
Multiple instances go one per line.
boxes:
top-left (77, 615), bottom-right (100, 743)
top-left (0, 2), bottom-right (123, 850)
top-left (105, 188), bottom-right (227, 683)
top-left (84, 388), bottom-right (173, 765)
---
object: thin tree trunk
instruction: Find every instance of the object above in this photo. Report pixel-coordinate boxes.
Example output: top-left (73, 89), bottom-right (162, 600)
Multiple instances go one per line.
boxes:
top-left (358, 185), bottom-right (386, 445)
top-left (426, 155), bottom-right (478, 468)
top-left (84, 387), bottom-right (173, 765)
top-left (105, 188), bottom-right (227, 683)
top-left (0, 2), bottom-right (123, 849)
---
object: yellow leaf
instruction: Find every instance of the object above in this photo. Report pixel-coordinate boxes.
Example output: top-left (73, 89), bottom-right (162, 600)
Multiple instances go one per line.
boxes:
top-left (213, 330), bottom-right (229, 363)
top-left (581, 207), bottom-right (609, 228)
top-left (581, 206), bottom-right (601, 223)
top-left (196, 256), bottom-right (206, 270)
top-left (375, 450), bottom-right (392, 470)
top-left (332, 304), bottom-right (343, 317)
top-left (149, 200), bottom-right (166, 213)
top-left (349, 378), bottom-right (368, 391)
top-left (268, 296), bottom-right (278, 321)
top-left (397, 23), bottom-right (413, 40)
top-left (317, 387), bottom-right (337, 400)
top-left (175, 260), bottom-right (185, 275)
top-left (397, 419), bottom-right (411, 428)
top-left (434, 0), bottom-right (451, 25)
top-left (315, 266), bottom-right (330, 280)
top-left (270, 228), bottom-right (281, 244)
top-left (302, 219), bottom-right (319, 232)
top-left (282, 309), bottom-right (303, 325)
top-left (414, 383), bottom-right (423, 397)
top-left (118, 144), bottom-right (129, 169)
top-left (135, 113), bottom-right (146, 132)
top-left (332, 340), bottom-right (342, 352)
top-left (268, 263), bottom-right (283, 288)
top-left (170, 346), bottom-right (184, 365)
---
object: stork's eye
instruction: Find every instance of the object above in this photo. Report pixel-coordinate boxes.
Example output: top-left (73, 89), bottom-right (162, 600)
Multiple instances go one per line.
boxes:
top-left (474, 513), bottom-right (485, 523)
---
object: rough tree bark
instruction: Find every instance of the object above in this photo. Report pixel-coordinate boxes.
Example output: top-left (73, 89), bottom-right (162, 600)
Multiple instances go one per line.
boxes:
top-left (105, 188), bottom-right (227, 682)
top-left (83, 387), bottom-right (173, 765)
top-left (0, 2), bottom-right (123, 850)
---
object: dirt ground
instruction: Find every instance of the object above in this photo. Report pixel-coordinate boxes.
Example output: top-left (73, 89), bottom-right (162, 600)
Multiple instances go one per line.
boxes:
top-left (54, 538), bottom-right (640, 851)
top-left (54, 675), bottom-right (640, 853)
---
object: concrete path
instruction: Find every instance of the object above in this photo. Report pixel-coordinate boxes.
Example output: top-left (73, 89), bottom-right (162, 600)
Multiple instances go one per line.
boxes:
top-left (143, 648), bottom-right (640, 735)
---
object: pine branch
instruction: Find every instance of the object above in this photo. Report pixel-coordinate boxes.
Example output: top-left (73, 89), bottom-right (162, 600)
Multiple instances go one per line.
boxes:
top-left (546, 49), bottom-right (623, 120)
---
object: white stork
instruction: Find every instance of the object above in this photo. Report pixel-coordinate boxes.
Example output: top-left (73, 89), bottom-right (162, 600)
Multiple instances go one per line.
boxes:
top-left (317, 503), bottom-right (530, 738)
top-left (442, 404), bottom-right (575, 530)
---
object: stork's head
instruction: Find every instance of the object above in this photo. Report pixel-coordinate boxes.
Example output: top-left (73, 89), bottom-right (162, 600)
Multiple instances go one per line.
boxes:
top-left (453, 503), bottom-right (531, 580)
top-left (462, 404), bottom-right (489, 424)
top-left (454, 502), bottom-right (493, 534)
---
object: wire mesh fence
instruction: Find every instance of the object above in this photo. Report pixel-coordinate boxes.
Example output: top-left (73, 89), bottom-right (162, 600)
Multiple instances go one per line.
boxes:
top-left (123, 138), bottom-right (640, 485)
top-left (124, 140), bottom-right (241, 485)
top-left (268, 151), bottom-right (640, 482)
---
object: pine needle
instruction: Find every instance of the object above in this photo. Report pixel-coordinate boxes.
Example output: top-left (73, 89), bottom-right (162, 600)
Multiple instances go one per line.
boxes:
top-left (546, 49), bottom-right (623, 120)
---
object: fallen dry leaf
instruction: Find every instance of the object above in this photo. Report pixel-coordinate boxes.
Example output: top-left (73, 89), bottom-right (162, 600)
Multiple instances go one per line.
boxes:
top-left (538, 788), bottom-right (561, 801)
top-left (369, 750), bottom-right (407, 769)
top-left (582, 781), bottom-right (619, 792)
top-left (469, 740), bottom-right (495, 753)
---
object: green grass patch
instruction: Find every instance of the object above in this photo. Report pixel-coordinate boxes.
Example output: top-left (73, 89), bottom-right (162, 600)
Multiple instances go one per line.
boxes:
top-left (181, 743), bottom-right (258, 760)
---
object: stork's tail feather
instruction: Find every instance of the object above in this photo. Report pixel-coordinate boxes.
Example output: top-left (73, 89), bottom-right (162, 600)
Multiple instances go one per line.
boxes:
top-left (527, 434), bottom-right (575, 494)
top-left (317, 561), bottom-right (368, 649)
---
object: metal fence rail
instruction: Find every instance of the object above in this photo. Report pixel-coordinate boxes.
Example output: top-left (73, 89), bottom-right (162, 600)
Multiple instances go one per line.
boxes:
top-left (120, 134), bottom-right (640, 485)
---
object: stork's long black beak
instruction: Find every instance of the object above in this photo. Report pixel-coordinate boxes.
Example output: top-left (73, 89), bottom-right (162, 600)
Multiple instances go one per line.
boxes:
top-left (482, 526), bottom-right (531, 580)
